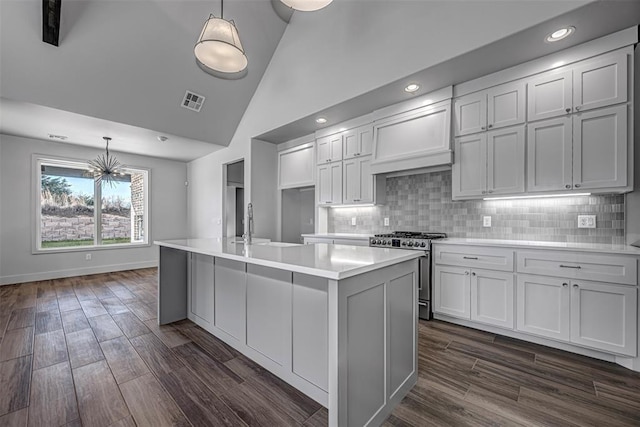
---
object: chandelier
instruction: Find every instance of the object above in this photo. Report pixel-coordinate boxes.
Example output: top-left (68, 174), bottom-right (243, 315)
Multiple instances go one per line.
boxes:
top-left (87, 137), bottom-right (125, 187)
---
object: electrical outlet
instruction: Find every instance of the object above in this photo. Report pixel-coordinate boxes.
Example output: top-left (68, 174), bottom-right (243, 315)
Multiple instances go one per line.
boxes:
top-left (483, 216), bottom-right (492, 227)
top-left (351, 217), bottom-right (357, 226)
top-left (85, 253), bottom-right (92, 261)
top-left (578, 215), bottom-right (596, 228)
top-left (384, 217), bottom-right (390, 227)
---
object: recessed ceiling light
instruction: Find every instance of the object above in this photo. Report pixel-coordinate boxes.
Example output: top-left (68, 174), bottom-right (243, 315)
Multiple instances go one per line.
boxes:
top-left (316, 117), bottom-right (327, 124)
top-left (157, 136), bottom-right (168, 142)
top-left (545, 26), bottom-right (575, 42)
top-left (404, 83), bottom-right (420, 93)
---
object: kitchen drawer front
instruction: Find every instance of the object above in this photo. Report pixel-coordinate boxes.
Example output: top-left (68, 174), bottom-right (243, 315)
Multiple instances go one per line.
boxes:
top-left (433, 245), bottom-right (514, 272)
top-left (517, 251), bottom-right (638, 285)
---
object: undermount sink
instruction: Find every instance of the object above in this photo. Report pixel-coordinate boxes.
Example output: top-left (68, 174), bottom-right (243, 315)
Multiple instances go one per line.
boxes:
top-left (254, 241), bottom-right (302, 247)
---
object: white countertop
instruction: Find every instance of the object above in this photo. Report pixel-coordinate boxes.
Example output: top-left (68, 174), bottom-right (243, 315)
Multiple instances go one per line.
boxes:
top-left (155, 238), bottom-right (421, 280)
top-left (301, 233), bottom-right (372, 240)
top-left (434, 238), bottom-right (640, 255)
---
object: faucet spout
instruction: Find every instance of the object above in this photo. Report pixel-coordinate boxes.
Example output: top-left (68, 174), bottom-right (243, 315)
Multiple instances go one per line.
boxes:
top-left (243, 202), bottom-right (254, 244)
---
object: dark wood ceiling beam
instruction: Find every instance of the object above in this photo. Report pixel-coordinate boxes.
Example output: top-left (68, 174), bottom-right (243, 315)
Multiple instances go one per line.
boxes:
top-left (42, 0), bottom-right (62, 46)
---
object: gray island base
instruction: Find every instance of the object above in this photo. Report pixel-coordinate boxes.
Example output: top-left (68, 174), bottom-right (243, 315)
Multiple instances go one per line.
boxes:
top-left (155, 238), bottom-right (422, 427)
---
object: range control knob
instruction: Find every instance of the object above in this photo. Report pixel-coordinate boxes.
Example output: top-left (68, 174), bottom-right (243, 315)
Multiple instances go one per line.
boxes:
top-left (401, 241), bottom-right (407, 246)
top-left (407, 241), bottom-right (414, 247)
top-left (420, 242), bottom-right (426, 248)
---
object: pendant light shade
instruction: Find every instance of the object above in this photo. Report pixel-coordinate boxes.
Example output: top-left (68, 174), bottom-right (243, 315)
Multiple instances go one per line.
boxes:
top-left (194, 14), bottom-right (248, 77)
top-left (280, 0), bottom-right (333, 12)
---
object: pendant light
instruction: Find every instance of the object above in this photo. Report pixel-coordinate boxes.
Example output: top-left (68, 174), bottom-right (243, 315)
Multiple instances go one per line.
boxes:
top-left (280, 0), bottom-right (333, 12)
top-left (87, 137), bottom-right (125, 187)
top-left (194, 0), bottom-right (248, 79)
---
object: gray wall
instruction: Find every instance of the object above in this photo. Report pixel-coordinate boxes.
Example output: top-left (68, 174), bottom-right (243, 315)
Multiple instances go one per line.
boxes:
top-left (0, 134), bottom-right (188, 285)
top-left (329, 171), bottom-right (625, 245)
top-left (626, 44), bottom-right (640, 246)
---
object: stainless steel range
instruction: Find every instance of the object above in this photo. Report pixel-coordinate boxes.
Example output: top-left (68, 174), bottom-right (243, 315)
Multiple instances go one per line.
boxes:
top-left (369, 231), bottom-right (447, 320)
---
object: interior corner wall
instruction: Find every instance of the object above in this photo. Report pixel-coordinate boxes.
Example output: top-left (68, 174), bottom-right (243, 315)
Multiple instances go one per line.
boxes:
top-left (250, 140), bottom-right (277, 241)
top-left (187, 1), bottom-right (591, 239)
top-left (0, 134), bottom-right (188, 285)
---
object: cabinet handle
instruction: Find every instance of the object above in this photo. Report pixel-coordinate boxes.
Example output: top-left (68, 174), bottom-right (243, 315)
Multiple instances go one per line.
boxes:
top-left (562, 283), bottom-right (568, 287)
top-left (488, 124), bottom-right (493, 129)
top-left (573, 284), bottom-right (579, 288)
top-left (488, 190), bottom-right (493, 193)
top-left (463, 256), bottom-right (478, 260)
top-left (471, 272), bottom-right (476, 276)
top-left (465, 271), bottom-right (470, 275)
top-left (575, 184), bottom-right (581, 188)
top-left (354, 199), bottom-right (360, 202)
top-left (560, 264), bottom-right (581, 269)
top-left (355, 152), bottom-right (360, 156)
top-left (566, 108), bottom-right (571, 113)
top-left (565, 184), bottom-right (571, 189)
top-left (325, 201), bottom-right (332, 204)
top-left (575, 106), bottom-right (582, 111)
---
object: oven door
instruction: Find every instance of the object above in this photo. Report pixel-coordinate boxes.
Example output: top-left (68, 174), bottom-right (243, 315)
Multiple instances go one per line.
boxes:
top-left (418, 253), bottom-right (431, 320)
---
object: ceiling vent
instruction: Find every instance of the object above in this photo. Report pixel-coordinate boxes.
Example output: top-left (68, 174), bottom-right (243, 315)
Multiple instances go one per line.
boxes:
top-left (181, 91), bottom-right (205, 112)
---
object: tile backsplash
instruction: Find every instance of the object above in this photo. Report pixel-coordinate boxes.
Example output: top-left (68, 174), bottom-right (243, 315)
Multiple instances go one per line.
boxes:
top-left (328, 171), bottom-right (625, 244)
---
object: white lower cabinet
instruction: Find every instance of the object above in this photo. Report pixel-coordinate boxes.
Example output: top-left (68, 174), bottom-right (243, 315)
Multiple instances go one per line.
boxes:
top-left (434, 265), bottom-right (514, 329)
top-left (189, 253), bottom-right (215, 326)
top-left (517, 274), bottom-right (637, 356)
top-left (214, 258), bottom-right (246, 342)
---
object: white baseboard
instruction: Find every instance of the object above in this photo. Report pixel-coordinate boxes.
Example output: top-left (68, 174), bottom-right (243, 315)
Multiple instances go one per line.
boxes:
top-left (0, 261), bottom-right (158, 285)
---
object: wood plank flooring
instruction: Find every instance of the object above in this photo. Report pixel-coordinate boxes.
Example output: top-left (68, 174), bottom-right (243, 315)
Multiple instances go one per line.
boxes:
top-left (1, 268), bottom-right (639, 426)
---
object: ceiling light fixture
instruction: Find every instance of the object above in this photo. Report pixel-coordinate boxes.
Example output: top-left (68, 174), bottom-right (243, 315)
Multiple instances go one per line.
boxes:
top-left (157, 136), bottom-right (168, 142)
top-left (316, 117), bottom-right (327, 124)
top-left (404, 83), bottom-right (420, 93)
top-left (87, 137), bottom-right (126, 187)
top-left (194, 0), bottom-right (248, 79)
top-left (545, 26), bottom-right (575, 42)
top-left (280, 0), bottom-right (333, 12)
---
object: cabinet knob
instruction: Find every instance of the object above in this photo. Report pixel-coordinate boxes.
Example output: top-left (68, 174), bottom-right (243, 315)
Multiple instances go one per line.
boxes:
top-left (565, 184), bottom-right (571, 189)
top-left (481, 126), bottom-right (486, 130)
top-left (575, 184), bottom-right (581, 188)
top-left (562, 283), bottom-right (568, 287)
top-left (488, 190), bottom-right (493, 194)
top-left (465, 271), bottom-right (470, 275)
top-left (482, 191), bottom-right (486, 194)
top-left (575, 106), bottom-right (582, 111)
top-left (488, 124), bottom-right (493, 129)
top-left (471, 272), bottom-right (476, 276)
top-left (566, 108), bottom-right (571, 113)
top-left (573, 284), bottom-right (579, 288)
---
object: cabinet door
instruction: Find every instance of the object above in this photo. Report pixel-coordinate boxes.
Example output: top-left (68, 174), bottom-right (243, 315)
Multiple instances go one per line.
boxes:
top-left (343, 125), bottom-right (373, 159)
top-left (570, 280), bottom-right (637, 356)
top-left (214, 258), bottom-right (246, 342)
top-left (573, 105), bottom-right (627, 190)
top-left (329, 134), bottom-right (343, 162)
top-left (486, 125), bottom-right (525, 196)
top-left (343, 156), bottom-right (373, 204)
top-left (190, 253), bottom-right (214, 326)
top-left (527, 117), bottom-right (573, 192)
top-left (318, 162), bottom-right (342, 206)
top-left (573, 52), bottom-right (627, 112)
top-left (487, 81), bottom-right (526, 130)
top-left (433, 266), bottom-right (470, 320)
top-left (516, 275), bottom-right (570, 341)
top-left (452, 133), bottom-right (486, 199)
top-left (454, 91), bottom-right (486, 136)
top-left (471, 269), bottom-right (514, 329)
top-left (278, 142), bottom-right (315, 189)
top-left (316, 135), bottom-right (331, 164)
top-left (527, 70), bottom-right (572, 121)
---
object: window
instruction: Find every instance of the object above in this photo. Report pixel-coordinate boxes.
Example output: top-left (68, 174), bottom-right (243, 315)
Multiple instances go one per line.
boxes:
top-left (36, 157), bottom-right (149, 251)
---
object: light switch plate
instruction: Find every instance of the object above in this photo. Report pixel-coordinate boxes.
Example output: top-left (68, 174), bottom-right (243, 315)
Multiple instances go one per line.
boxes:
top-left (483, 216), bottom-right (491, 227)
top-left (578, 215), bottom-right (596, 228)
top-left (351, 217), bottom-right (357, 226)
top-left (384, 217), bottom-right (390, 226)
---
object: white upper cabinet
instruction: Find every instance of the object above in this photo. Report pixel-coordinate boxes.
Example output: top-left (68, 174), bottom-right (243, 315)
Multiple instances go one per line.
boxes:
top-left (527, 51), bottom-right (628, 121)
top-left (573, 52), bottom-right (628, 112)
top-left (454, 81), bottom-right (525, 136)
top-left (317, 134), bottom-right (343, 164)
top-left (343, 156), bottom-right (370, 204)
top-left (527, 70), bottom-right (572, 122)
top-left (278, 142), bottom-right (315, 189)
top-left (573, 104), bottom-right (627, 190)
top-left (452, 125), bottom-right (525, 199)
top-left (343, 125), bottom-right (373, 159)
top-left (527, 117), bottom-right (573, 192)
top-left (317, 162), bottom-right (342, 206)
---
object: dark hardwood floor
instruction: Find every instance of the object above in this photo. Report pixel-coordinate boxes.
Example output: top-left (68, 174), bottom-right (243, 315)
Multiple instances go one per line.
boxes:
top-left (1, 268), bottom-right (639, 426)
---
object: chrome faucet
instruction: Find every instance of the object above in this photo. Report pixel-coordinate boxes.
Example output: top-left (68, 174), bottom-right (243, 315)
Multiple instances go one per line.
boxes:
top-left (243, 202), bottom-right (254, 244)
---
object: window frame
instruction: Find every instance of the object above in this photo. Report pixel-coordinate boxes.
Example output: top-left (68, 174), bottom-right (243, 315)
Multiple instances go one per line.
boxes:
top-left (32, 154), bottom-right (151, 254)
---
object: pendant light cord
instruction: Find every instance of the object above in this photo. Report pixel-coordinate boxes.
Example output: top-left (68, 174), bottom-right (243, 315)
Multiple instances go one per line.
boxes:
top-left (221, 0), bottom-right (224, 19)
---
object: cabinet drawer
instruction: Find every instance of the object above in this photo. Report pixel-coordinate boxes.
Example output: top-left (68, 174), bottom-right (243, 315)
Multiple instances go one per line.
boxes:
top-left (434, 245), bottom-right (514, 272)
top-left (517, 251), bottom-right (637, 285)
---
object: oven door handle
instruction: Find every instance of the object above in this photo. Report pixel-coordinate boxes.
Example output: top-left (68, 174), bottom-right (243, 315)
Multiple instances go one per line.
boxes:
top-left (418, 301), bottom-right (428, 307)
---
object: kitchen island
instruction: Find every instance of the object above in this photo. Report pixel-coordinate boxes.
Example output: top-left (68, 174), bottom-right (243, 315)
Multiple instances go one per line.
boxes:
top-left (155, 238), bottom-right (422, 427)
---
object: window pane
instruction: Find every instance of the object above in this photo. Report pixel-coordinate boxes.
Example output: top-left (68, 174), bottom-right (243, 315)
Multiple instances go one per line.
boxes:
top-left (40, 165), bottom-right (95, 248)
top-left (101, 174), bottom-right (133, 245)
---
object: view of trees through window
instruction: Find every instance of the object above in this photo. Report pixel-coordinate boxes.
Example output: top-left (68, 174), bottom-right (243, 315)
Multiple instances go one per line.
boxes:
top-left (39, 161), bottom-right (147, 249)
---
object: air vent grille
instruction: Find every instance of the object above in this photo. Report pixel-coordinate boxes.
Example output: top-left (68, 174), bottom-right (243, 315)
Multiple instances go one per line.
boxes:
top-left (181, 90), bottom-right (205, 112)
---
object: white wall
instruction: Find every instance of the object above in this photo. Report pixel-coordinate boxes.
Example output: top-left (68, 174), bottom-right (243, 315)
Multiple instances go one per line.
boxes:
top-left (626, 45), bottom-right (640, 246)
top-left (0, 134), bottom-right (188, 285)
top-left (250, 140), bottom-right (278, 241)
top-left (188, 1), bottom-right (587, 239)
